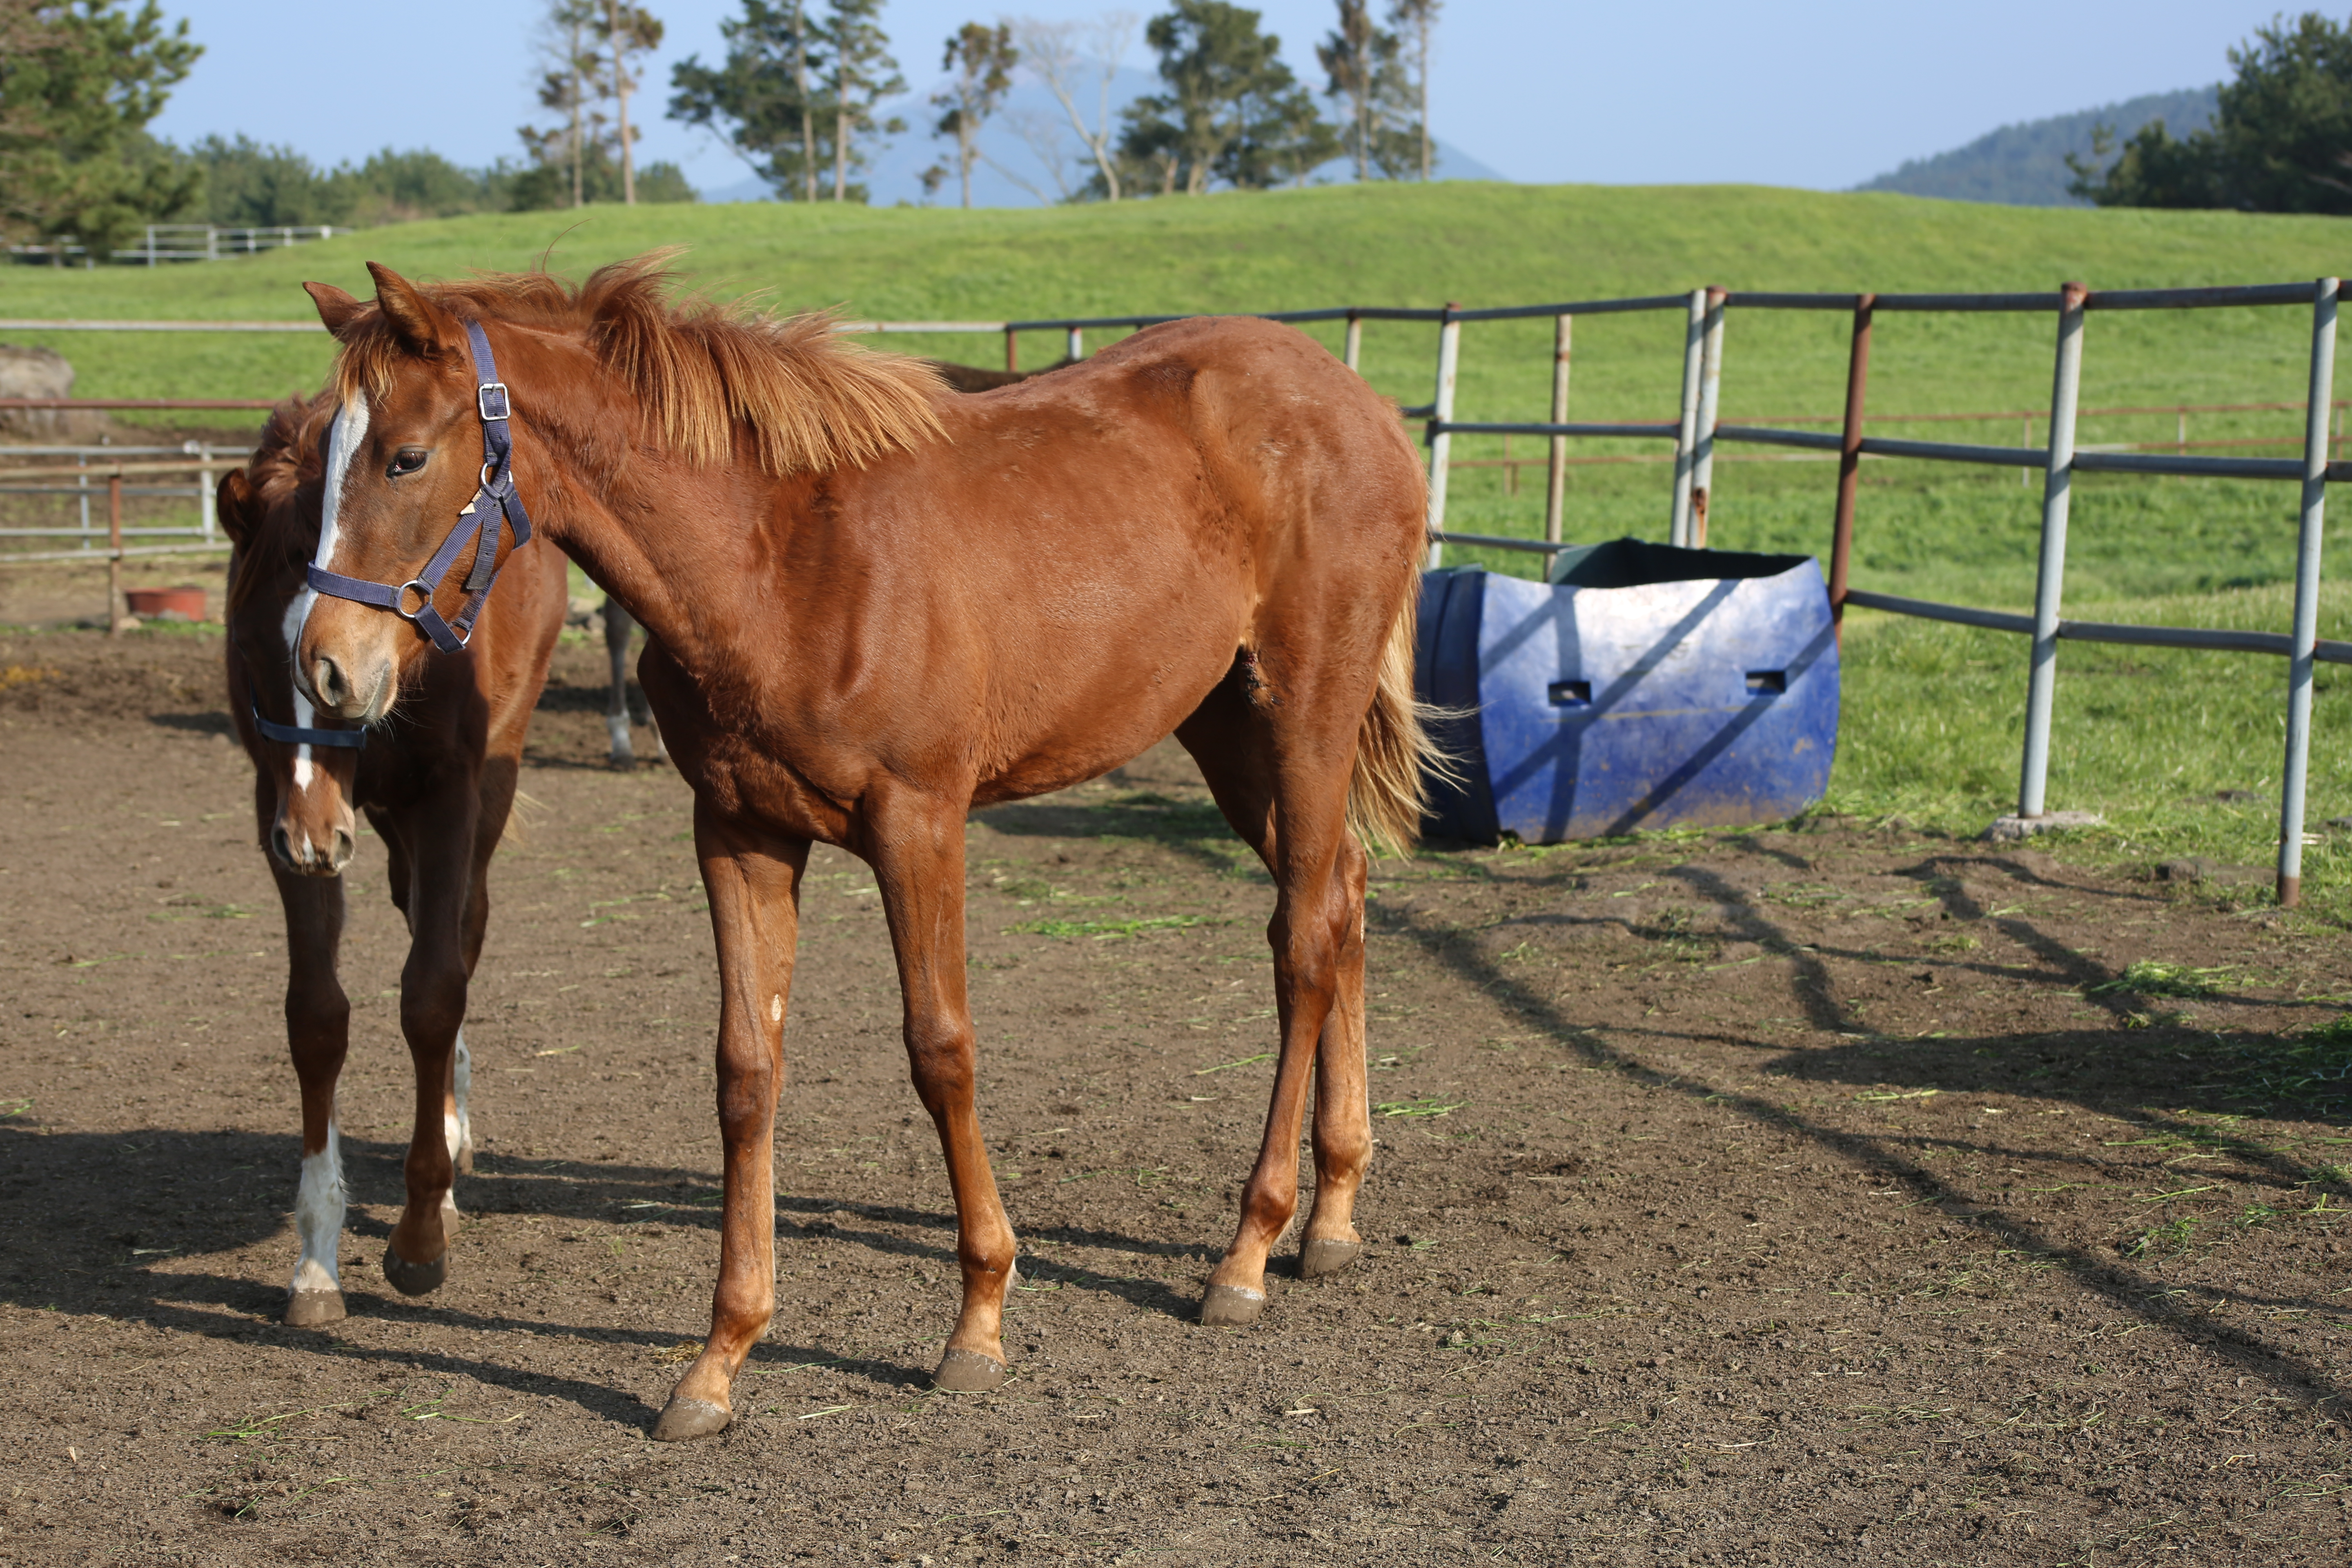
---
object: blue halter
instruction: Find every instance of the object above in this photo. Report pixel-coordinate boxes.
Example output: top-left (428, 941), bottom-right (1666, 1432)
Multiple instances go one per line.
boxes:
top-left (249, 698), bottom-right (365, 751)
top-left (306, 320), bottom-right (534, 655)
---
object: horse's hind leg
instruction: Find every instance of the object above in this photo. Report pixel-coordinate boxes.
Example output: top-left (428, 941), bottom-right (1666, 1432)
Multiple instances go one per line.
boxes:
top-left (1301, 833), bottom-right (1372, 1279)
top-left (604, 598), bottom-right (637, 766)
top-left (272, 863), bottom-right (351, 1326)
top-left (1176, 674), bottom-right (1367, 1325)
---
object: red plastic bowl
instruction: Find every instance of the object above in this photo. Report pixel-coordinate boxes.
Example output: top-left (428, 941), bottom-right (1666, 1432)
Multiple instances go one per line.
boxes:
top-left (125, 586), bottom-right (208, 620)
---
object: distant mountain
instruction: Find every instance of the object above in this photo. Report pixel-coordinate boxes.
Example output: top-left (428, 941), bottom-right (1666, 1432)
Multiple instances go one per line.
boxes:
top-left (1855, 86), bottom-right (2219, 207)
top-left (699, 67), bottom-right (1504, 207)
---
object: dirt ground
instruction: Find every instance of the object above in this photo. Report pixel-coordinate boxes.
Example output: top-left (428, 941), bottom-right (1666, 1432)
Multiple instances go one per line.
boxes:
top-left (2, 624), bottom-right (2348, 1566)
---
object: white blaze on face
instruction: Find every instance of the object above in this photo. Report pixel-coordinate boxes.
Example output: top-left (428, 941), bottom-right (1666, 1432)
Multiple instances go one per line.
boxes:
top-left (284, 393), bottom-right (374, 741)
top-left (290, 1115), bottom-right (345, 1296)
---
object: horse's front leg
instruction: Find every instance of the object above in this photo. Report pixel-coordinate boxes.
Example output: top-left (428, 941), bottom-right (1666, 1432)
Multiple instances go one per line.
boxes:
top-left (867, 789), bottom-right (1018, 1390)
top-left (603, 598), bottom-right (637, 765)
top-left (655, 803), bottom-right (807, 1441)
top-left (272, 862), bottom-right (352, 1325)
top-left (380, 784), bottom-right (482, 1296)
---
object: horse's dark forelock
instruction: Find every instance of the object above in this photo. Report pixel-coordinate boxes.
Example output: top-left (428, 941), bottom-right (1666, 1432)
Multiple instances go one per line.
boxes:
top-left (327, 251), bottom-right (947, 476)
top-left (224, 394), bottom-right (334, 625)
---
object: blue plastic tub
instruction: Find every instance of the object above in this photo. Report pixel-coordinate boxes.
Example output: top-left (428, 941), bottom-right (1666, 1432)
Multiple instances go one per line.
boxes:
top-left (1415, 539), bottom-right (1839, 844)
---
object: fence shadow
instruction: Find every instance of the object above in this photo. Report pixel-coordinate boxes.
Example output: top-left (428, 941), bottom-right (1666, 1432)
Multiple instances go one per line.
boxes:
top-left (1369, 837), bottom-right (2351, 1409)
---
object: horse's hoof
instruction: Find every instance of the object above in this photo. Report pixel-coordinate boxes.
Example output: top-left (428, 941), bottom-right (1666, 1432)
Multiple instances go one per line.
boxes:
top-left (382, 1246), bottom-right (447, 1297)
top-left (1200, 1284), bottom-right (1266, 1326)
top-left (285, 1288), bottom-right (346, 1327)
top-left (651, 1396), bottom-right (731, 1442)
top-left (933, 1349), bottom-right (1007, 1392)
top-left (1301, 1238), bottom-right (1364, 1278)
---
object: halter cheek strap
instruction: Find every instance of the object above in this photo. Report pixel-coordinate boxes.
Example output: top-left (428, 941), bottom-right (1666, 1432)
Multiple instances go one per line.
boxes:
top-left (306, 320), bottom-right (535, 655)
top-left (249, 699), bottom-right (366, 751)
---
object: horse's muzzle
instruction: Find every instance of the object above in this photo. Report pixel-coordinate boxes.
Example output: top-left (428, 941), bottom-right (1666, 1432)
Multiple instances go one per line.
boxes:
top-left (271, 819), bottom-right (354, 877)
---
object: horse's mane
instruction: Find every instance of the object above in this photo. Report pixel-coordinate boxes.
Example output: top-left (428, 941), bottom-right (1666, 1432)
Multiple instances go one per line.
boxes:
top-left (330, 253), bottom-right (946, 475)
top-left (223, 394), bottom-right (334, 620)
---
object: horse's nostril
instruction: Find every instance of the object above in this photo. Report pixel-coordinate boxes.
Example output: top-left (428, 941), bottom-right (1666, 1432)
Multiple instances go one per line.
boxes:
top-left (313, 656), bottom-right (346, 707)
top-left (329, 829), bottom-right (355, 869)
top-left (269, 825), bottom-right (291, 866)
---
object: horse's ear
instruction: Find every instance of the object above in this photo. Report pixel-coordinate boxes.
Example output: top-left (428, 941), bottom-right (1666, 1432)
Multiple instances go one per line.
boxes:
top-left (215, 468), bottom-right (255, 548)
top-left (364, 261), bottom-right (452, 355)
top-left (303, 281), bottom-right (364, 336)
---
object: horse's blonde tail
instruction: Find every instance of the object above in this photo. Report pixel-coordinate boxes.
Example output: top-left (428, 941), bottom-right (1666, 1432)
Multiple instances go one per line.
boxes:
top-left (1348, 581), bottom-right (1456, 860)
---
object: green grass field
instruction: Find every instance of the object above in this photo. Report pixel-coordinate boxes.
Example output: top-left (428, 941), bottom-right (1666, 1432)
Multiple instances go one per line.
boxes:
top-left (6, 181), bottom-right (2348, 916)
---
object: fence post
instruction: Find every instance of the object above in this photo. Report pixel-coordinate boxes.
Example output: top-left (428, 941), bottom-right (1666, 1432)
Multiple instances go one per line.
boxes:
top-left (1544, 314), bottom-right (1570, 546)
top-left (1689, 286), bottom-right (1727, 548)
top-left (207, 226), bottom-right (218, 263)
top-left (2276, 276), bottom-right (2338, 909)
top-left (145, 227), bottom-right (155, 269)
top-left (1668, 288), bottom-right (1707, 546)
top-left (1066, 326), bottom-right (1083, 362)
top-left (106, 473), bottom-right (124, 634)
top-left (1423, 303), bottom-right (1461, 571)
top-left (196, 441), bottom-right (216, 544)
top-left (2016, 281), bottom-right (2089, 820)
top-left (1344, 312), bottom-right (1363, 373)
top-left (1829, 294), bottom-right (1875, 642)
top-left (1004, 326), bottom-right (1018, 373)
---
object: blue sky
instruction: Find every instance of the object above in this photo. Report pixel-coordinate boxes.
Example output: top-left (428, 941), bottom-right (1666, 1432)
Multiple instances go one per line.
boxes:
top-left (150, 0), bottom-right (2283, 197)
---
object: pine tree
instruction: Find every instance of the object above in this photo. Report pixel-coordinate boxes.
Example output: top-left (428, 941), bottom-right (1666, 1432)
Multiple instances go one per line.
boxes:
top-left (668, 0), bottom-right (829, 201)
top-left (1385, 0), bottom-right (1438, 180)
top-left (0, 0), bottom-right (203, 255)
top-left (598, 1), bottom-right (664, 205)
top-left (1118, 0), bottom-right (1336, 195)
top-left (926, 22), bottom-right (1017, 209)
top-left (1316, 0), bottom-right (1414, 181)
top-left (816, 0), bottom-right (904, 203)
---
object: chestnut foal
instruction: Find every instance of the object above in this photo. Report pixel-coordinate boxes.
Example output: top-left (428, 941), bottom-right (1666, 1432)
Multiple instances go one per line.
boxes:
top-left (287, 256), bottom-right (1437, 1439)
top-left (221, 394), bottom-right (567, 1324)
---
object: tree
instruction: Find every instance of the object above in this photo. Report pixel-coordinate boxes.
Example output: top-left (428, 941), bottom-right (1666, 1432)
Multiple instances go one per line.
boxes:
top-left (0, 0), bottom-right (203, 256)
top-left (1385, 0), bottom-right (1437, 180)
top-left (924, 22), bottom-right (1016, 208)
top-left (1013, 12), bottom-right (1136, 201)
top-left (669, 0), bottom-right (828, 201)
top-left (2068, 11), bottom-right (2352, 213)
top-left (599, 1), bottom-right (663, 205)
top-left (1316, 0), bottom-right (1415, 181)
top-left (1118, 0), bottom-right (1335, 195)
top-left (520, 0), bottom-right (603, 209)
top-left (815, 0), bottom-right (904, 202)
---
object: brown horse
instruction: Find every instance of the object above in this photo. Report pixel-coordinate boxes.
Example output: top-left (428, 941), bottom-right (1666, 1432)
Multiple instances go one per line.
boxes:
top-left (594, 361), bottom-right (1054, 765)
top-left (220, 392), bottom-right (568, 1325)
top-left (287, 255), bottom-right (1437, 1440)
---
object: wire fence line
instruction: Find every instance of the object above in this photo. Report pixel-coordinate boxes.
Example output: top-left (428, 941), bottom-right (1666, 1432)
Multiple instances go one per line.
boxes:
top-left (2, 284), bottom-right (2340, 902)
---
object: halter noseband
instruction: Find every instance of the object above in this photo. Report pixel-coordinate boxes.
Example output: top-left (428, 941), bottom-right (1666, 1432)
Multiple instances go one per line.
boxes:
top-left (249, 699), bottom-right (366, 751)
top-left (306, 320), bottom-right (534, 655)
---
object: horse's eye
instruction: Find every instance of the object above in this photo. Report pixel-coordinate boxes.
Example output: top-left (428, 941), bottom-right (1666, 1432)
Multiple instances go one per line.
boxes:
top-left (387, 447), bottom-right (428, 478)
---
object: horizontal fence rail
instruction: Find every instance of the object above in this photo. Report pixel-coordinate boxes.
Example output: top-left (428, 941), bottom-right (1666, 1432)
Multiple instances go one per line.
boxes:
top-left (5, 287), bottom-right (2338, 900)
top-left (0, 445), bottom-right (239, 567)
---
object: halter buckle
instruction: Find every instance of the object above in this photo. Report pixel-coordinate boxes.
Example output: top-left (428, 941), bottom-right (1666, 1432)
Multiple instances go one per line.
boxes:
top-left (477, 382), bottom-right (512, 421)
top-left (393, 578), bottom-right (435, 622)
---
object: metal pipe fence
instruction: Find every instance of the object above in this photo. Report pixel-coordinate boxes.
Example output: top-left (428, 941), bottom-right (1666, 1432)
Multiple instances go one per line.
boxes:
top-left (7, 290), bottom-right (2340, 899)
top-left (0, 444), bottom-right (246, 568)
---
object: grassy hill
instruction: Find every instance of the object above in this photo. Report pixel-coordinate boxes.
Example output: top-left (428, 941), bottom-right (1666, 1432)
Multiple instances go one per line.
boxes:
top-left (6, 182), bottom-right (2349, 910)
top-left (6, 180), bottom-right (2350, 416)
